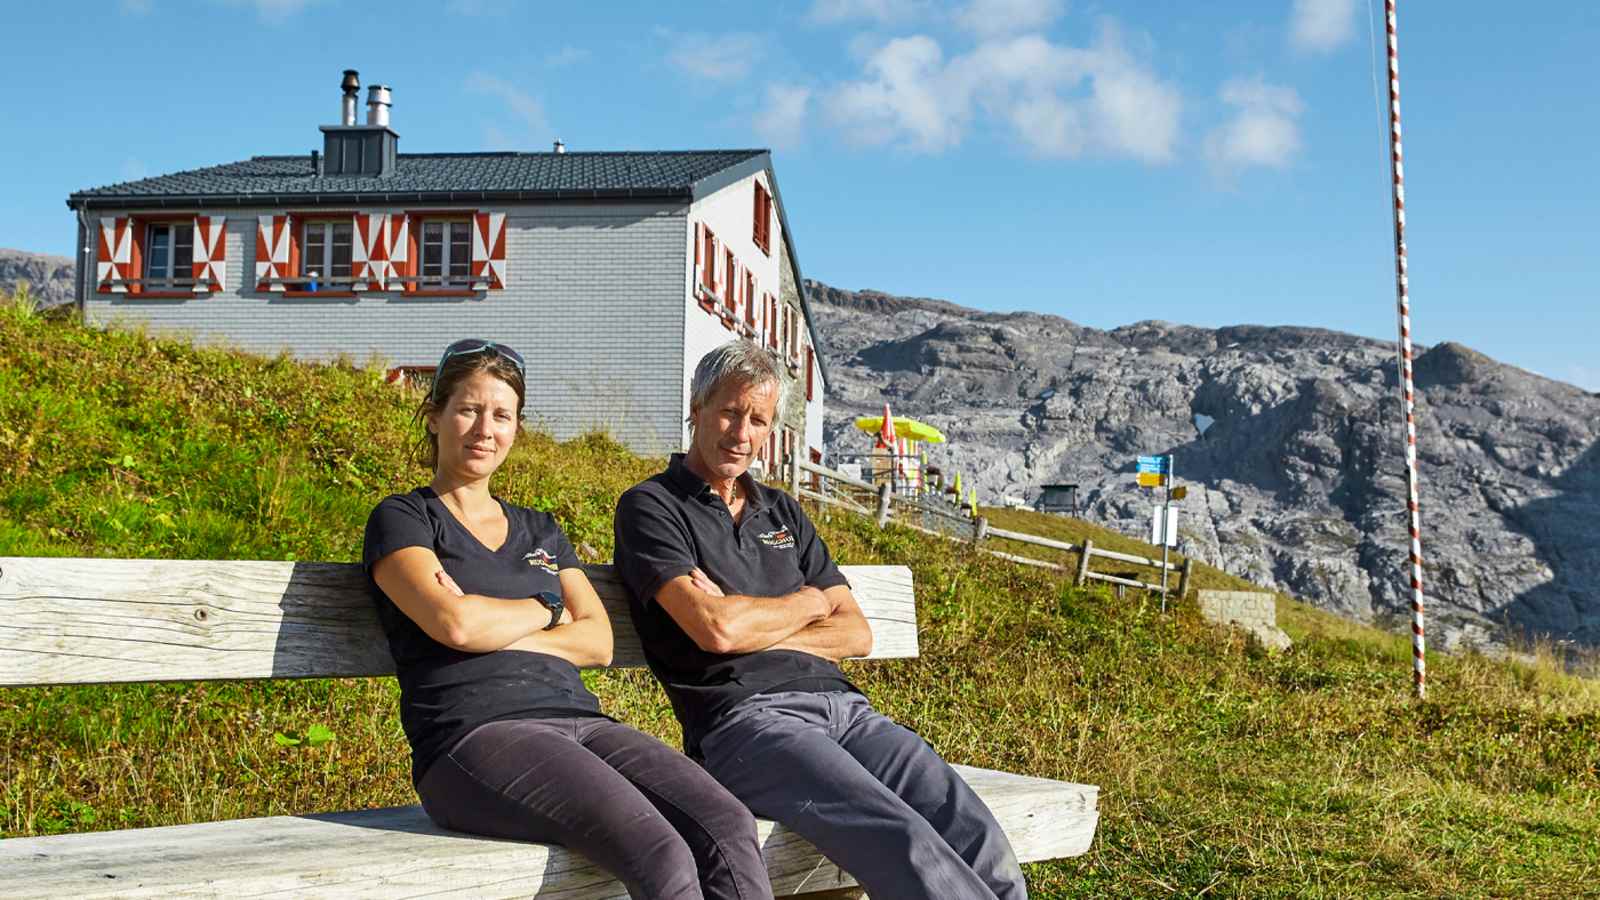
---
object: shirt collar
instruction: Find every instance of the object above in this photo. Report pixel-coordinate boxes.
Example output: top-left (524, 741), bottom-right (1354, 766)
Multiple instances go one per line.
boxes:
top-left (666, 453), bottom-right (766, 511)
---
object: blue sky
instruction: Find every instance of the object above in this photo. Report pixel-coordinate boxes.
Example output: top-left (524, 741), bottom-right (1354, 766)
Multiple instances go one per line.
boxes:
top-left (4, 1), bottom-right (1596, 389)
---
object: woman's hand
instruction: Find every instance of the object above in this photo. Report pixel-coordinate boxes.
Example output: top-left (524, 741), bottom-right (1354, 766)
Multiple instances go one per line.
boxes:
top-left (439, 569), bottom-right (572, 626)
top-left (436, 569), bottom-right (464, 597)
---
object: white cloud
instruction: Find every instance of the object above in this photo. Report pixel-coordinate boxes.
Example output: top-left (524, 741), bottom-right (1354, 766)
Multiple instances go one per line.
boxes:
top-left (826, 35), bottom-right (962, 151)
top-left (465, 72), bottom-right (549, 147)
top-left (1203, 77), bottom-right (1304, 171)
top-left (545, 46), bottom-right (590, 68)
top-left (755, 85), bottom-right (814, 148)
top-left (955, 0), bottom-right (1066, 38)
top-left (663, 31), bottom-right (766, 82)
top-left (806, 0), bottom-right (929, 25)
top-left (1290, 0), bottom-right (1357, 53)
top-left (819, 24), bottom-right (1181, 163)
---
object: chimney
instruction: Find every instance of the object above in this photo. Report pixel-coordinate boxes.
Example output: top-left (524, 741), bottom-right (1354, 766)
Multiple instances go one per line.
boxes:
top-left (553, 139), bottom-right (566, 154)
top-left (340, 69), bottom-right (360, 126)
top-left (366, 85), bottom-right (392, 127)
top-left (320, 70), bottom-right (399, 177)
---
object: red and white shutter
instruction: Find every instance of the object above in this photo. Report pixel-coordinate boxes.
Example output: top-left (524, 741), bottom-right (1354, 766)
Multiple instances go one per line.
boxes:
top-left (255, 215), bottom-right (290, 291)
top-left (472, 212), bottom-right (506, 290)
top-left (191, 215), bottom-right (226, 293)
top-left (693, 222), bottom-right (704, 297)
top-left (96, 217), bottom-right (133, 293)
top-left (387, 214), bottom-right (410, 292)
top-left (353, 213), bottom-right (390, 291)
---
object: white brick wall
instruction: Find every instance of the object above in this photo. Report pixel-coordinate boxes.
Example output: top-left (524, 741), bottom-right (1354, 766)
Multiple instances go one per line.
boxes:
top-left (83, 202), bottom-right (688, 455)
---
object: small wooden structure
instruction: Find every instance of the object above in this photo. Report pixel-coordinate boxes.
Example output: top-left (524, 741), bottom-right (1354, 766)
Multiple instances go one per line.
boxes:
top-left (0, 557), bottom-right (1099, 898)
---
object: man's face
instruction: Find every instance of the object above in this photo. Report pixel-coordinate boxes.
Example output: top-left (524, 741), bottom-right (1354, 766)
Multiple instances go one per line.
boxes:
top-left (689, 378), bottom-right (779, 483)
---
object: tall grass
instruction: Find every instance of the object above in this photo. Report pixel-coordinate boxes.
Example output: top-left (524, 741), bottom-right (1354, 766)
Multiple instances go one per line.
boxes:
top-left (2, 299), bottom-right (1597, 896)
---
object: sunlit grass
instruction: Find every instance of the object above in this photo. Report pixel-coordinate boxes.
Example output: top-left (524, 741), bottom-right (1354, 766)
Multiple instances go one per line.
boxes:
top-left (2, 297), bottom-right (1597, 896)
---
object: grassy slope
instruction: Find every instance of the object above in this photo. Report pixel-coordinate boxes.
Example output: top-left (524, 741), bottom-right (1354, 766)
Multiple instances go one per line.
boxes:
top-left (2, 300), bottom-right (1597, 897)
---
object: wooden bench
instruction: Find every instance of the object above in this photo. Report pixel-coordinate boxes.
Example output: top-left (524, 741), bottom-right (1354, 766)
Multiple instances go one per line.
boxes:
top-left (0, 557), bottom-right (1099, 898)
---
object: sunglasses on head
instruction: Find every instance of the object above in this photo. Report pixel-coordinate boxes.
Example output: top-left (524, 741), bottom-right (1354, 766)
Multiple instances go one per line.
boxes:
top-left (431, 339), bottom-right (526, 401)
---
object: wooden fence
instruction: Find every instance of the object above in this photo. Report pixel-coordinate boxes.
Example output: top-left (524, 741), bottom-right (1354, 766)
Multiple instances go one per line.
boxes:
top-left (789, 456), bottom-right (1193, 600)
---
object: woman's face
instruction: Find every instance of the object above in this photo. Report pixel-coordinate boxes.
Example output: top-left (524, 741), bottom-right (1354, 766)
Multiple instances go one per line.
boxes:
top-left (428, 371), bottom-right (520, 481)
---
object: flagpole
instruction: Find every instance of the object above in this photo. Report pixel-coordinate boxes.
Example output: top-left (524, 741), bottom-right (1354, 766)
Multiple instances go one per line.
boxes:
top-left (1384, 0), bottom-right (1427, 700)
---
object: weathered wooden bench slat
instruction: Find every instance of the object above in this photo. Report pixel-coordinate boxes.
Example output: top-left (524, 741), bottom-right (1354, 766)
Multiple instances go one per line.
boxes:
top-left (0, 766), bottom-right (1098, 899)
top-left (0, 560), bottom-right (918, 686)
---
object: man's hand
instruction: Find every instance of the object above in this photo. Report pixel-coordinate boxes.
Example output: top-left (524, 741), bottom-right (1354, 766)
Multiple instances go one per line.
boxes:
top-left (689, 567), bottom-right (725, 597)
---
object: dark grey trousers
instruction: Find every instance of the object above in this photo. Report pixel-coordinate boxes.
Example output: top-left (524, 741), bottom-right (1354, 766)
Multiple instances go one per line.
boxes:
top-left (699, 691), bottom-right (1028, 900)
top-left (417, 717), bottom-right (774, 900)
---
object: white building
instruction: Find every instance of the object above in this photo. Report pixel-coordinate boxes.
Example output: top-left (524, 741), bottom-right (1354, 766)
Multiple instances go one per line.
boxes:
top-left (67, 71), bottom-right (830, 469)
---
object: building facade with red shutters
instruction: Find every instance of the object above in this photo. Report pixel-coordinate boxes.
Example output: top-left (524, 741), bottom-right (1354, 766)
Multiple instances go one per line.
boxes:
top-left (66, 72), bottom-right (829, 466)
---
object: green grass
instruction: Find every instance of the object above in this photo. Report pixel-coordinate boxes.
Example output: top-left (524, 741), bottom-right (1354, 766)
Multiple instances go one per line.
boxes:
top-left (3, 299), bottom-right (1598, 897)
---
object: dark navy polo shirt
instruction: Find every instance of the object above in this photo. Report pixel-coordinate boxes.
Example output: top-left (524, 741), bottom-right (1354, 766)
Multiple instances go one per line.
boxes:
top-left (614, 453), bottom-right (855, 757)
top-left (363, 487), bottom-right (605, 785)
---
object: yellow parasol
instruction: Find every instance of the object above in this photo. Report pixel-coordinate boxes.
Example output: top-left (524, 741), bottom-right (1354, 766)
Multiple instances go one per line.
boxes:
top-left (854, 415), bottom-right (947, 444)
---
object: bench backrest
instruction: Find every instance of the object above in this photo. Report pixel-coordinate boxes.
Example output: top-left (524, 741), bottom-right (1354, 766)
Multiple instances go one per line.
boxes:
top-left (0, 558), bottom-right (917, 687)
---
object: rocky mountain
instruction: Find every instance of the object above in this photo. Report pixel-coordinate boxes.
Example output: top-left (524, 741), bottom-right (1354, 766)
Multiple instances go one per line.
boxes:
top-left (0, 249), bottom-right (76, 308)
top-left (808, 279), bottom-right (1600, 650)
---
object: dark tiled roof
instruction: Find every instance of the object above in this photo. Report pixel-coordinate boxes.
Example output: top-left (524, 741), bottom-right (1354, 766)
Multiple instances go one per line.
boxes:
top-left (69, 150), bottom-right (767, 205)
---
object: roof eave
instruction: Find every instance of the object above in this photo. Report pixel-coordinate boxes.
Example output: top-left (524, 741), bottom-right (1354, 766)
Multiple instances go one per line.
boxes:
top-left (66, 186), bottom-right (694, 210)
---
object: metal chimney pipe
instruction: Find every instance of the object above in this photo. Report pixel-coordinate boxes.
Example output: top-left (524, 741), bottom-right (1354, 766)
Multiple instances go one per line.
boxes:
top-left (553, 139), bottom-right (566, 154)
top-left (366, 85), bottom-right (392, 127)
top-left (340, 69), bottom-right (360, 126)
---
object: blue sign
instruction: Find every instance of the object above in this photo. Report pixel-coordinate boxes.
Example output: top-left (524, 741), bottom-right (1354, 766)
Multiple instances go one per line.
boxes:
top-left (1136, 455), bottom-right (1171, 474)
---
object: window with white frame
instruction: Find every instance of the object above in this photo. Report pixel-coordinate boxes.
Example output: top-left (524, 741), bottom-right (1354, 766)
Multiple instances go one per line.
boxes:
top-left (143, 222), bottom-right (194, 288)
top-left (302, 220), bottom-right (353, 282)
top-left (421, 220), bottom-right (473, 286)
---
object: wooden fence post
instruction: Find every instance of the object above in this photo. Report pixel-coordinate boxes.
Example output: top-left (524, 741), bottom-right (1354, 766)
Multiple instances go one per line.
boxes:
top-left (874, 483), bottom-right (892, 529)
top-left (789, 450), bottom-right (801, 498)
top-left (973, 515), bottom-right (989, 546)
top-left (1075, 539), bottom-right (1093, 587)
top-left (1178, 558), bottom-right (1194, 601)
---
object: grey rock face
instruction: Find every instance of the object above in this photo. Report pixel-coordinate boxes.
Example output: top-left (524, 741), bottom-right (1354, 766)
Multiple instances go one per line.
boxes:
top-left (809, 279), bottom-right (1600, 649)
top-left (0, 248), bottom-right (76, 308)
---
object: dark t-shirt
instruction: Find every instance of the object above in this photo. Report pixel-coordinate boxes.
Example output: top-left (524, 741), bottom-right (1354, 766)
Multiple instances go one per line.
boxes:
top-left (363, 487), bottom-right (604, 784)
top-left (614, 454), bottom-right (855, 758)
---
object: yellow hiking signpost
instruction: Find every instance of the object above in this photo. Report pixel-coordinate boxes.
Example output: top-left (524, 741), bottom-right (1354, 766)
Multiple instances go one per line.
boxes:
top-left (1137, 455), bottom-right (1177, 610)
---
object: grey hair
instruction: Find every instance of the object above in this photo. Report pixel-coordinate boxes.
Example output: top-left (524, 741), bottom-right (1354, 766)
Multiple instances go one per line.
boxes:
top-left (688, 340), bottom-right (786, 420)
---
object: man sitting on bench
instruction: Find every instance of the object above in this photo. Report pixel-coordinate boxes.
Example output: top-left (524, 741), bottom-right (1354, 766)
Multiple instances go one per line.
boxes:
top-left (614, 340), bottom-right (1027, 900)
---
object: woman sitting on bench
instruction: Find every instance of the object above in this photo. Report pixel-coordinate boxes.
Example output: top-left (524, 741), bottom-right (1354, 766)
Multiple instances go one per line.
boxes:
top-left (363, 339), bottom-right (773, 900)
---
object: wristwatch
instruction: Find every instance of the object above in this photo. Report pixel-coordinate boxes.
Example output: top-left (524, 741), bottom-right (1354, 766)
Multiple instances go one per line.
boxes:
top-left (534, 590), bottom-right (564, 630)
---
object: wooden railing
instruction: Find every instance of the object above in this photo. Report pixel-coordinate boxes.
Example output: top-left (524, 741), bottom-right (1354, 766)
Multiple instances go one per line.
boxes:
top-left (789, 456), bottom-right (1194, 600)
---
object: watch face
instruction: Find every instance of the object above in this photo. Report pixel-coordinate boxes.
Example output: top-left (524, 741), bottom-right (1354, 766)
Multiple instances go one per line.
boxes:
top-left (534, 590), bottom-right (562, 611)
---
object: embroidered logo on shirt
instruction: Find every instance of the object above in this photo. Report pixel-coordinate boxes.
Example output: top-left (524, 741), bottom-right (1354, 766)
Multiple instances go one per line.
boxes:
top-left (524, 548), bottom-right (559, 574)
top-left (756, 528), bottom-right (796, 550)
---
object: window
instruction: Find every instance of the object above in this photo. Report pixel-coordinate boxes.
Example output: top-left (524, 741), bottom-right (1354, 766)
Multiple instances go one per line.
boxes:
top-left (301, 220), bottom-right (353, 282)
top-left (753, 182), bottom-right (772, 255)
top-left (421, 220), bottom-right (472, 287)
top-left (143, 222), bottom-right (194, 288)
top-left (744, 271), bottom-right (756, 325)
top-left (767, 295), bottom-right (779, 349)
top-left (806, 346), bottom-right (815, 401)
top-left (723, 249), bottom-right (736, 312)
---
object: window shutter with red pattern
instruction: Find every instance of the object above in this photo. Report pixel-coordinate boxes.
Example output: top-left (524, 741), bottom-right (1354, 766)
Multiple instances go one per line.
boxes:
top-left (96, 217), bottom-right (133, 293)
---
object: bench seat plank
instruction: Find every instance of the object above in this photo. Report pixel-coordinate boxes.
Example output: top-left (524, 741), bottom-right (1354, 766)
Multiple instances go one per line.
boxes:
top-left (0, 766), bottom-right (1098, 898)
top-left (0, 560), bottom-right (917, 686)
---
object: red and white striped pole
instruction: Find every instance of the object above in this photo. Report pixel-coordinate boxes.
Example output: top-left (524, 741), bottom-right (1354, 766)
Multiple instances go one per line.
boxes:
top-left (1384, 0), bottom-right (1426, 699)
